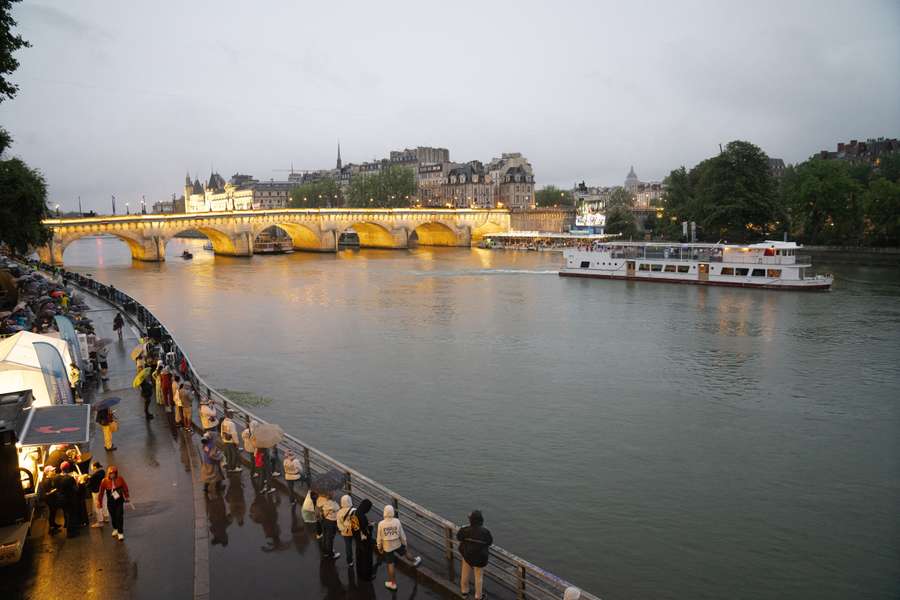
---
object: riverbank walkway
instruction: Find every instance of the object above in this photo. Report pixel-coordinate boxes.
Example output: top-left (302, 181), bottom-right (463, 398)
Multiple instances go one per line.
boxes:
top-left (2, 292), bottom-right (445, 600)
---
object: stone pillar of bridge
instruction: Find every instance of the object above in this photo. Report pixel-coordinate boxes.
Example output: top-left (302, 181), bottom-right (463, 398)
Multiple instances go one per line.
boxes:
top-left (36, 241), bottom-right (64, 266)
top-left (136, 236), bottom-right (165, 262)
top-left (223, 231), bottom-right (254, 257)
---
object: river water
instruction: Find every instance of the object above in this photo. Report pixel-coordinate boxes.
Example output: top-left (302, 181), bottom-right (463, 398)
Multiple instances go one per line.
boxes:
top-left (64, 236), bottom-right (900, 600)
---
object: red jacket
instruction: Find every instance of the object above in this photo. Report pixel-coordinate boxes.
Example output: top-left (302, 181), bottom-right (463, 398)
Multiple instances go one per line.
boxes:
top-left (97, 475), bottom-right (130, 507)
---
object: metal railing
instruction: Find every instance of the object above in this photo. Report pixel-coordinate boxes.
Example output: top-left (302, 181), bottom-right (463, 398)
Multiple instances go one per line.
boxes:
top-left (36, 261), bottom-right (598, 600)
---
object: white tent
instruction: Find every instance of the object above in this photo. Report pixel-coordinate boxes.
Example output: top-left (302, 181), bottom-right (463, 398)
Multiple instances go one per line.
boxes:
top-left (0, 331), bottom-right (75, 407)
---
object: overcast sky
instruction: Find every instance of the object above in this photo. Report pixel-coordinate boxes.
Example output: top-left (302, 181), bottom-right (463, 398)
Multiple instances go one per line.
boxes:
top-left (1, 0), bottom-right (898, 213)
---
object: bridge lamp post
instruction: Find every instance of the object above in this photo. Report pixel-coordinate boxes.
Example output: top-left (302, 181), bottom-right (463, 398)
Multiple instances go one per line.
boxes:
top-left (54, 203), bottom-right (60, 216)
top-left (125, 202), bottom-right (130, 215)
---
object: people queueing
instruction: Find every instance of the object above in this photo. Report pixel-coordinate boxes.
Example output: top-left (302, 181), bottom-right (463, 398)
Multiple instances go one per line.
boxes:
top-left (220, 410), bottom-right (242, 473)
top-left (457, 510), bottom-right (494, 600)
top-left (95, 406), bottom-right (117, 451)
top-left (113, 312), bottom-right (125, 340)
top-left (199, 397), bottom-right (219, 433)
top-left (97, 465), bottom-right (129, 540)
top-left (88, 462), bottom-right (108, 528)
top-left (55, 461), bottom-right (80, 537)
top-left (160, 363), bottom-right (173, 412)
top-left (38, 465), bottom-right (60, 534)
top-left (337, 494), bottom-right (358, 568)
top-left (153, 361), bottom-right (165, 407)
top-left (69, 362), bottom-right (81, 401)
top-left (172, 375), bottom-right (183, 426)
top-left (318, 491), bottom-right (341, 560)
top-left (283, 449), bottom-right (302, 504)
top-left (242, 421), bottom-right (258, 482)
top-left (376, 504), bottom-right (422, 590)
top-left (200, 433), bottom-right (224, 499)
top-left (178, 382), bottom-right (194, 431)
top-left (138, 371), bottom-right (154, 420)
top-left (353, 499), bottom-right (375, 581)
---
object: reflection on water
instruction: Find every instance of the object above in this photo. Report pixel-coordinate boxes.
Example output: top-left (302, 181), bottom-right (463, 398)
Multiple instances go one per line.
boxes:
top-left (64, 236), bottom-right (900, 600)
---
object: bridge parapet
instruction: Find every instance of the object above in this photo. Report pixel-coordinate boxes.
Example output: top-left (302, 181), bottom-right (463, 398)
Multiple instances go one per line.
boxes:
top-left (39, 208), bottom-right (511, 266)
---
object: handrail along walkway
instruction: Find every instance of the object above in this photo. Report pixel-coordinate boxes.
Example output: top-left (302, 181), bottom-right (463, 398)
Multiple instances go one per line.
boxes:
top-left (45, 262), bottom-right (599, 600)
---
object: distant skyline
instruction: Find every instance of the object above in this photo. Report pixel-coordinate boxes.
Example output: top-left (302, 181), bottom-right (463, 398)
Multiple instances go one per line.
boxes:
top-left (1, 0), bottom-right (898, 213)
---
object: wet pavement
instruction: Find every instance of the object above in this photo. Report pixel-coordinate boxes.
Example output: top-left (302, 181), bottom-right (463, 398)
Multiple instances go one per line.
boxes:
top-left (2, 287), bottom-right (452, 600)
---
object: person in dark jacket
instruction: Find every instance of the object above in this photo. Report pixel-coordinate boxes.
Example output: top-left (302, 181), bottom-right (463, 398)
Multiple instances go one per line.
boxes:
top-left (139, 377), bottom-right (154, 420)
top-left (457, 510), bottom-right (493, 600)
top-left (55, 462), bottom-right (80, 537)
top-left (354, 499), bottom-right (375, 581)
top-left (37, 466), bottom-right (61, 533)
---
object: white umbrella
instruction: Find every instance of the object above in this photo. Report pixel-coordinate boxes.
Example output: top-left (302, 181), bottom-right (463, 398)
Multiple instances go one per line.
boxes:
top-left (251, 423), bottom-right (284, 449)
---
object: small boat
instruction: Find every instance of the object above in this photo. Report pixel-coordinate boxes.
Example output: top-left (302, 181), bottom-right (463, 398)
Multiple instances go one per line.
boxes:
top-left (560, 240), bottom-right (833, 291)
top-left (181, 251), bottom-right (193, 260)
top-left (202, 242), bottom-right (213, 251)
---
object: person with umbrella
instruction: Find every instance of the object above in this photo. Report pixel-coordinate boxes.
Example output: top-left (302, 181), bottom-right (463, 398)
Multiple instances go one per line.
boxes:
top-left (94, 397), bottom-right (120, 451)
top-left (250, 423), bottom-right (282, 494)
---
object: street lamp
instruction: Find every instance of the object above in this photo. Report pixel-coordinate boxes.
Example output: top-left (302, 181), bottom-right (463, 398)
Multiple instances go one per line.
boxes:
top-left (125, 202), bottom-right (130, 215)
top-left (54, 203), bottom-right (60, 217)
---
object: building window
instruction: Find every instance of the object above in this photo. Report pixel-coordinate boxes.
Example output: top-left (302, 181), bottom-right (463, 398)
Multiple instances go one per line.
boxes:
top-left (736, 268), bottom-right (749, 276)
top-left (677, 265), bottom-right (690, 273)
top-left (650, 264), bottom-right (663, 272)
top-left (721, 267), bottom-right (734, 275)
top-left (664, 264), bottom-right (676, 272)
top-left (639, 263), bottom-right (650, 271)
top-left (751, 269), bottom-right (766, 277)
top-left (767, 269), bottom-right (782, 278)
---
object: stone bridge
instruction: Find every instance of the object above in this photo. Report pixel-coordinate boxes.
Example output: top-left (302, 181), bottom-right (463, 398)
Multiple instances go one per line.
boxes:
top-left (37, 208), bottom-right (511, 265)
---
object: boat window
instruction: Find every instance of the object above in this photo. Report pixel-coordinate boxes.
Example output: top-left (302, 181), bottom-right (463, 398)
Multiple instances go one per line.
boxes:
top-left (767, 269), bottom-right (782, 278)
top-left (664, 265), bottom-right (676, 272)
top-left (751, 269), bottom-right (765, 277)
top-left (651, 264), bottom-right (663, 272)
top-left (721, 267), bottom-right (734, 275)
top-left (639, 263), bottom-right (650, 271)
top-left (736, 268), bottom-right (749, 276)
top-left (677, 265), bottom-right (690, 273)
top-left (580, 261), bottom-right (590, 268)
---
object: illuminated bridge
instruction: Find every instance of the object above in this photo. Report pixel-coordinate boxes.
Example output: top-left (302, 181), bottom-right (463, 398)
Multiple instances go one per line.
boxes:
top-left (37, 208), bottom-right (511, 265)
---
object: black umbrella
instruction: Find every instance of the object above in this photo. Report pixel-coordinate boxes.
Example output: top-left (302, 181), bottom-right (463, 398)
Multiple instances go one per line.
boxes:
top-left (310, 469), bottom-right (347, 494)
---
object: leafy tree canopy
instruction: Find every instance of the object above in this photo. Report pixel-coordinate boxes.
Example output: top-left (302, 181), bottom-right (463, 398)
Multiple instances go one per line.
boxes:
top-left (535, 185), bottom-right (574, 207)
top-left (605, 206), bottom-right (639, 239)
top-left (0, 0), bottom-right (28, 103)
top-left (0, 157), bottom-right (50, 253)
top-left (290, 178), bottom-right (341, 208)
top-left (346, 165), bottom-right (416, 208)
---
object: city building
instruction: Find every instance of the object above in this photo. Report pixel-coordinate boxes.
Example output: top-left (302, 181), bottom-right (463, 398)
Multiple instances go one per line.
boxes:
top-left (390, 146), bottom-right (450, 165)
top-left (486, 153), bottom-right (535, 209)
top-left (768, 158), bottom-right (786, 178)
top-left (151, 196), bottom-right (186, 214)
top-left (815, 137), bottom-right (900, 163)
top-left (622, 166), bottom-right (663, 208)
top-left (184, 172), bottom-right (293, 212)
top-left (624, 165), bottom-right (640, 194)
top-left (441, 161), bottom-right (494, 208)
top-left (417, 162), bottom-right (457, 206)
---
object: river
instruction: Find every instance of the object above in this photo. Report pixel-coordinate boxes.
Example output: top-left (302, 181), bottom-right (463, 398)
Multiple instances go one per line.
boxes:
top-left (63, 236), bottom-right (900, 600)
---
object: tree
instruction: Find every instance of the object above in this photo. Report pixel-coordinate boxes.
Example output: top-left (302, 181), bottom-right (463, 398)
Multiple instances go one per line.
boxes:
top-left (878, 151), bottom-right (900, 183)
top-left (605, 206), bottom-right (639, 238)
top-left (346, 166), bottom-right (416, 208)
top-left (535, 185), bottom-right (574, 207)
top-left (290, 178), bottom-right (342, 208)
top-left (0, 0), bottom-right (29, 103)
top-left (0, 157), bottom-right (50, 253)
top-left (863, 177), bottom-right (900, 246)
top-left (0, 0), bottom-right (48, 254)
top-left (781, 159), bottom-right (864, 245)
top-left (660, 141), bottom-right (779, 242)
top-left (605, 186), bottom-right (634, 211)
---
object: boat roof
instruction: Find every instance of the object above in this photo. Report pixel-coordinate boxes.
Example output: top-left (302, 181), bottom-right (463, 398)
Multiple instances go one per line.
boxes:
top-left (591, 240), bottom-right (800, 249)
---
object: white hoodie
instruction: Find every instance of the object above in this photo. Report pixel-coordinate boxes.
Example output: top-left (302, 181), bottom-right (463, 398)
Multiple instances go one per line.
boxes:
top-left (376, 504), bottom-right (407, 553)
top-left (337, 495), bottom-right (356, 537)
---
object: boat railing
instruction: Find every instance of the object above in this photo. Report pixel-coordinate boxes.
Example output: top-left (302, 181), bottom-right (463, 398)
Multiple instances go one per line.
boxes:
top-left (47, 262), bottom-right (600, 600)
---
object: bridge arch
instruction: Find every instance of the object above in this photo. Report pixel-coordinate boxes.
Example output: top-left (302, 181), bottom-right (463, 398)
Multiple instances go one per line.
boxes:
top-left (471, 220), bottom-right (507, 242)
top-left (345, 222), bottom-right (401, 249)
top-left (169, 226), bottom-right (238, 255)
top-left (254, 223), bottom-right (329, 252)
top-left (410, 222), bottom-right (461, 247)
top-left (60, 231), bottom-right (149, 262)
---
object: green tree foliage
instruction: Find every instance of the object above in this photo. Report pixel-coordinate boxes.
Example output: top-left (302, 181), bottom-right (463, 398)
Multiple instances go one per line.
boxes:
top-left (290, 178), bottom-right (342, 208)
top-left (605, 206), bottom-right (639, 238)
top-left (0, 0), bottom-right (28, 103)
top-left (0, 0), bottom-right (49, 254)
top-left (346, 166), bottom-right (416, 208)
top-left (780, 159), bottom-right (865, 245)
top-left (535, 185), bottom-right (574, 207)
top-left (878, 152), bottom-right (900, 183)
top-left (864, 177), bottom-right (900, 246)
top-left (661, 141), bottom-right (778, 242)
top-left (0, 157), bottom-right (50, 253)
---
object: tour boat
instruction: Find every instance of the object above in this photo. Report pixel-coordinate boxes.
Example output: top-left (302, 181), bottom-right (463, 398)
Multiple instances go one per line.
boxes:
top-left (253, 233), bottom-right (294, 255)
top-left (181, 250), bottom-right (193, 260)
top-left (560, 241), bottom-right (833, 291)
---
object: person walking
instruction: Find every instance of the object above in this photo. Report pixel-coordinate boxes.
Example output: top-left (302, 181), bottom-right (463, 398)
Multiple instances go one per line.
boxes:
top-left (337, 494), bottom-right (358, 568)
top-left (377, 504), bottom-right (422, 590)
top-left (318, 491), bottom-right (341, 560)
top-left (457, 510), bottom-right (494, 600)
top-left (97, 465), bottom-right (129, 540)
top-left (354, 499), bottom-right (375, 581)
top-left (200, 434), bottom-right (224, 499)
top-left (88, 462), bottom-right (107, 528)
top-left (283, 450), bottom-right (302, 503)
top-left (139, 374), bottom-right (154, 420)
top-left (199, 397), bottom-right (219, 433)
top-left (113, 312), bottom-right (125, 341)
top-left (95, 406), bottom-right (117, 451)
top-left (220, 410), bottom-right (241, 473)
